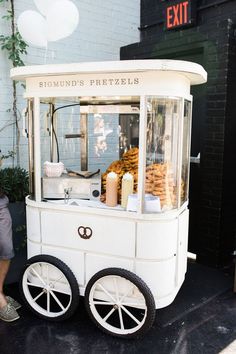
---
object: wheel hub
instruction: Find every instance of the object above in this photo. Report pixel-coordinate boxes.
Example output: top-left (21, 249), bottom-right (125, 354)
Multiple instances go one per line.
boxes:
top-left (43, 285), bottom-right (51, 293)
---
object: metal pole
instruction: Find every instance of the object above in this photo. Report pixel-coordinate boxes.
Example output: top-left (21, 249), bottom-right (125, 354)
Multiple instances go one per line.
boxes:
top-left (33, 97), bottom-right (41, 202)
top-left (27, 99), bottom-right (35, 199)
top-left (49, 103), bottom-right (55, 162)
top-left (80, 113), bottom-right (88, 171)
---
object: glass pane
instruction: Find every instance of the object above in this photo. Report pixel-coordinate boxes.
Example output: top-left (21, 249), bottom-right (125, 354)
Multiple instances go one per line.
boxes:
top-left (181, 100), bottom-right (192, 205)
top-left (39, 96), bottom-right (140, 210)
top-left (40, 100), bottom-right (82, 172)
top-left (145, 97), bottom-right (181, 212)
top-left (119, 114), bottom-right (140, 157)
top-left (40, 102), bottom-right (51, 173)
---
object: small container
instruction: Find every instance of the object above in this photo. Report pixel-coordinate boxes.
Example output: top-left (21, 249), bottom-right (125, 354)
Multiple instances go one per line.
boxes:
top-left (44, 161), bottom-right (64, 178)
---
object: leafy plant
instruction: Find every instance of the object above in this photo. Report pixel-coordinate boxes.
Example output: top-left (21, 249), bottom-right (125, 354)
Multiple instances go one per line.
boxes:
top-left (0, 167), bottom-right (29, 202)
top-left (0, 1), bottom-right (27, 67)
top-left (0, 0), bottom-right (28, 166)
top-left (0, 149), bottom-right (15, 162)
top-left (0, 30), bottom-right (27, 67)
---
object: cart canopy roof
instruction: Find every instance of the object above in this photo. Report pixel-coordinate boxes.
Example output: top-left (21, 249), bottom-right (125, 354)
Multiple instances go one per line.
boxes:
top-left (10, 59), bottom-right (207, 85)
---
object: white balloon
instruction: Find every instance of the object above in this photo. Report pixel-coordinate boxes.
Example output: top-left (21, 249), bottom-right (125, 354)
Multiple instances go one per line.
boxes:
top-left (17, 10), bottom-right (47, 48)
top-left (34, 0), bottom-right (60, 16)
top-left (46, 0), bottom-right (79, 42)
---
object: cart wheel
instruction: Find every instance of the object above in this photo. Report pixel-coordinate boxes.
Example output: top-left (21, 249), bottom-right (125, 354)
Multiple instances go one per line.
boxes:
top-left (85, 268), bottom-right (156, 338)
top-left (20, 255), bottom-right (79, 321)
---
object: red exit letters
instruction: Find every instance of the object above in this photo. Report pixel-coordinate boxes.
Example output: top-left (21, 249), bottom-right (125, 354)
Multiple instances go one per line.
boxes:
top-left (166, 1), bottom-right (192, 29)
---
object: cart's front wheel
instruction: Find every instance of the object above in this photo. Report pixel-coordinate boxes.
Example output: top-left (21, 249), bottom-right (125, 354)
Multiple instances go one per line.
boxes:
top-left (85, 268), bottom-right (156, 338)
top-left (20, 255), bottom-right (79, 321)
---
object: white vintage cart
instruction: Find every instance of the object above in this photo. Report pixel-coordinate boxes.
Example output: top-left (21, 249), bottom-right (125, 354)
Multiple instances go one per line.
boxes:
top-left (11, 60), bottom-right (206, 338)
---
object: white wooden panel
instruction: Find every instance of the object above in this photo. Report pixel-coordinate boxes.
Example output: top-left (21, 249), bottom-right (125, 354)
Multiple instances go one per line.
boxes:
top-left (85, 254), bottom-right (134, 285)
top-left (41, 211), bottom-right (135, 258)
top-left (136, 257), bottom-right (176, 299)
top-left (137, 219), bottom-right (178, 260)
top-left (26, 206), bottom-right (41, 242)
top-left (176, 209), bottom-right (189, 285)
top-left (42, 245), bottom-right (84, 286)
top-left (27, 240), bottom-right (41, 259)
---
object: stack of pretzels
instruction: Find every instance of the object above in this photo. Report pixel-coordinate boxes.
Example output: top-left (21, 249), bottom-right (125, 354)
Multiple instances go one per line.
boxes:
top-left (145, 163), bottom-right (175, 208)
top-left (122, 147), bottom-right (139, 193)
top-left (101, 147), bottom-right (176, 209)
top-left (101, 147), bottom-right (139, 203)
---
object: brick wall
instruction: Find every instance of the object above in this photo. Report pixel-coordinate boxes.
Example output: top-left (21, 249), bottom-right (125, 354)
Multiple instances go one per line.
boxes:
top-left (121, 0), bottom-right (236, 267)
top-left (0, 0), bottom-right (140, 168)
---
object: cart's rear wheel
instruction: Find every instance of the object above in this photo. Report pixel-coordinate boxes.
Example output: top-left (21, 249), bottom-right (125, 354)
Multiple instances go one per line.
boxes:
top-left (20, 255), bottom-right (79, 321)
top-left (85, 268), bottom-right (156, 338)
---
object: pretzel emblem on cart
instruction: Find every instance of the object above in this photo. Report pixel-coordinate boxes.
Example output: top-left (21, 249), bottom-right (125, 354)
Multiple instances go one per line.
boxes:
top-left (78, 226), bottom-right (93, 239)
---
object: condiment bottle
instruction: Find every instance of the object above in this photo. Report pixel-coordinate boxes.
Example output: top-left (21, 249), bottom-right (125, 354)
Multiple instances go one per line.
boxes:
top-left (121, 172), bottom-right (134, 208)
top-left (106, 172), bottom-right (118, 207)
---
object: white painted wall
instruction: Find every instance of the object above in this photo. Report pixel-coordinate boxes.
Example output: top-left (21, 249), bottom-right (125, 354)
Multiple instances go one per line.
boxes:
top-left (0, 0), bottom-right (140, 168)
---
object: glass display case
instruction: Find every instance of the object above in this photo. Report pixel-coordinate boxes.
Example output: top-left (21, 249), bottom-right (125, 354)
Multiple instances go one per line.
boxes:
top-left (10, 60), bottom-right (207, 338)
top-left (25, 94), bottom-right (192, 213)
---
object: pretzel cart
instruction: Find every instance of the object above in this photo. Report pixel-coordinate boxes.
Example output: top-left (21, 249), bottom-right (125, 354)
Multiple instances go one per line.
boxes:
top-left (11, 60), bottom-right (207, 338)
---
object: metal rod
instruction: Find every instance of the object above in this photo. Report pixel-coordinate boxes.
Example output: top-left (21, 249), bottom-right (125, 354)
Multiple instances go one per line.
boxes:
top-left (80, 113), bottom-right (88, 171)
top-left (27, 99), bottom-right (34, 199)
top-left (33, 97), bottom-right (42, 202)
top-left (137, 96), bottom-right (147, 215)
top-left (49, 103), bottom-right (55, 162)
top-left (64, 133), bottom-right (85, 139)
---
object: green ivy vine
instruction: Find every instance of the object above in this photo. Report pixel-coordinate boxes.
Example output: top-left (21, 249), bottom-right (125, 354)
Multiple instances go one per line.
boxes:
top-left (0, 0), bottom-right (28, 166)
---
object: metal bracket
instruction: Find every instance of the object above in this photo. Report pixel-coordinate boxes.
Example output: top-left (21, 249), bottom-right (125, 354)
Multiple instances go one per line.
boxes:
top-left (190, 152), bottom-right (200, 164)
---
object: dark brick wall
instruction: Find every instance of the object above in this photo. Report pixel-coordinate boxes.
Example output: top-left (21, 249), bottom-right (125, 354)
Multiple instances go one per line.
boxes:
top-left (220, 22), bottom-right (236, 263)
top-left (121, 0), bottom-right (236, 267)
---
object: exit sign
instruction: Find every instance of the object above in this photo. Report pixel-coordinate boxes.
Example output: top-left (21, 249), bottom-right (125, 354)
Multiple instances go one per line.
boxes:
top-left (165, 0), bottom-right (196, 30)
